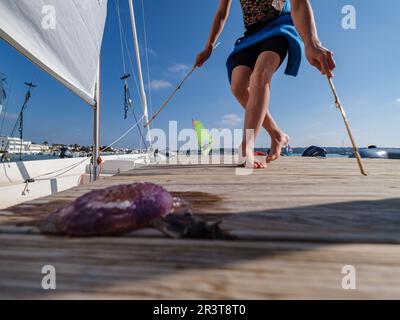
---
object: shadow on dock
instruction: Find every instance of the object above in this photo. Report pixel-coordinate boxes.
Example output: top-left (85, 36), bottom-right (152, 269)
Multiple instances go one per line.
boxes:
top-left (2, 196), bottom-right (400, 244)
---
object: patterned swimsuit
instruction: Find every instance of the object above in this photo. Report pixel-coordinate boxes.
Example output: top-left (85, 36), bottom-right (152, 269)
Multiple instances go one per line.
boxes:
top-left (227, 0), bottom-right (303, 82)
top-left (240, 0), bottom-right (287, 33)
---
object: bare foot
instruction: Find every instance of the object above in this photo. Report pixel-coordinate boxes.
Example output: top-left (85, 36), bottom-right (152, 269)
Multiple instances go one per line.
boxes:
top-left (266, 133), bottom-right (289, 163)
top-left (238, 158), bottom-right (266, 169)
top-left (238, 149), bottom-right (266, 169)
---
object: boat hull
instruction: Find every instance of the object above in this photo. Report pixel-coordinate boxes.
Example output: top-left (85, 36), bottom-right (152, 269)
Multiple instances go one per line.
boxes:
top-left (0, 154), bottom-right (152, 209)
top-left (358, 148), bottom-right (400, 160)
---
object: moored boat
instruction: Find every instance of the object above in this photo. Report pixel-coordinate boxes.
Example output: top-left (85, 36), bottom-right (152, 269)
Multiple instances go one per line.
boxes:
top-left (356, 146), bottom-right (400, 160)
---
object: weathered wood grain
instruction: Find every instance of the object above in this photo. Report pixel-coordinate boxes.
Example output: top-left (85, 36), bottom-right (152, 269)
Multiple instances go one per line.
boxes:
top-left (0, 156), bottom-right (399, 299)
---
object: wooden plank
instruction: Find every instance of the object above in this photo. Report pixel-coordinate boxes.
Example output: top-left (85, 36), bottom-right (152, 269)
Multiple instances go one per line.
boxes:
top-left (1, 234), bottom-right (400, 299)
top-left (0, 156), bottom-right (400, 299)
top-left (1, 157), bottom-right (400, 243)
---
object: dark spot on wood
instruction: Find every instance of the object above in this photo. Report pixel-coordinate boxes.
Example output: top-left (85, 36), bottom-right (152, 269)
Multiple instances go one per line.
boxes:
top-left (170, 191), bottom-right (223, 212)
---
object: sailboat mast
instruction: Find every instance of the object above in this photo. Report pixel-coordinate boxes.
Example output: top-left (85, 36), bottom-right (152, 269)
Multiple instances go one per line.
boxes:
top-left (127, 0), bottom-right (152, 146)
top-left (92, 62), bottom-right (101, 181)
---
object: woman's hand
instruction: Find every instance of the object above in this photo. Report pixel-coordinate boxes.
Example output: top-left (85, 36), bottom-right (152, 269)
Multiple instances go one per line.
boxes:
top-left (194, 44), bottom-right (213, 68)
top-left (291, 0), bottom-right (337, 78)
top-left (305, 40), bottom-right (336, 78)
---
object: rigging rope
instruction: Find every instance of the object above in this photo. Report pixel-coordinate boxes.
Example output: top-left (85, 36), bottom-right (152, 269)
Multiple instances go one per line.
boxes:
top-left (122, 79), bottom-right (131, 119)
top-left (18, 100), bottom-right (24, 161)
top-left (114, 0), bottom-right (149, 151)
top-left (31, 113), bottom-right (146, 181)
top-left (115, 0), bottom-right (127, 75)
top-left (103, 114), bottom-right (145, 150)
top-left (0, 56), bottom-right (18, 136)
top-left (0, 72), bottom-right (16, 136)
top-left (144, 66), bottom-right (197, 128)
top-left (114, 0), bottom-right (143, 108)
top-left (1, 83), bottom-right (36, 163)
top-left (6, 0), bottom-right (155, 183)
top-left (131, 99), bottom-right (148, 151)
top-left (3, 112), bottom-right (146, 184)
top-left (143, 43), bottom-right (221, 128)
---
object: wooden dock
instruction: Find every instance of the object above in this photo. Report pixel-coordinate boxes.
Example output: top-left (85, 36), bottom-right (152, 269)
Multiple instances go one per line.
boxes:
top-left (1, 156), bottom-right (400, 299)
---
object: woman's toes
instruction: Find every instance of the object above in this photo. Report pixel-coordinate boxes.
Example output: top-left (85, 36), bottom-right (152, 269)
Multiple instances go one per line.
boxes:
top-left (266, 154), bottom-right (278, 163)
top-left (266, 134), bottom-right (289, 163)
top-left (255, 160), bottom-right (266, 169)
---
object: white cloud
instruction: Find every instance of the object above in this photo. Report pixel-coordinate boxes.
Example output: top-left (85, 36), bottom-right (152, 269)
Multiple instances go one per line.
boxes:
top-left (221, 114), bottom-right (242, 126)
top-left (395, 98), bottom-right (400, 104)
top-left (311, 120), bottom-right (324, 128)
top-left (168, 63), bottom-right (190, 74)
top-left (150, 80), bottom-right (173, 90)
top-left (146, 48), bottom-right (157, 57)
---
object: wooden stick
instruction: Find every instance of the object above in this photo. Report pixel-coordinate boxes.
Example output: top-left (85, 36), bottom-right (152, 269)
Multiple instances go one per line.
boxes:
top-left (327, 77), bottom-right (368, 176)
top-left (144, 67), bottom-right (196, 128)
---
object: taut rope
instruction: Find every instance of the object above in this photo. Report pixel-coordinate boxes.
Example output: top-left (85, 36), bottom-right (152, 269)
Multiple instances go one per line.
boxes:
top-left (144, 67), bottom-right (196, 128)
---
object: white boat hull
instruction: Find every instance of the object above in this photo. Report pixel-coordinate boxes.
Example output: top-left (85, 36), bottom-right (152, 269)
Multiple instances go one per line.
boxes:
top-left (0, 154), bottom-right (156, 209)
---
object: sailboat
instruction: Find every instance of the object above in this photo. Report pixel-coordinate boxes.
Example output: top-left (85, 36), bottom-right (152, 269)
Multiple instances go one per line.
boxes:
top-left (192, 119), bottom-right (213, 156)
top-left (0, 0), bottom-right (157, 209)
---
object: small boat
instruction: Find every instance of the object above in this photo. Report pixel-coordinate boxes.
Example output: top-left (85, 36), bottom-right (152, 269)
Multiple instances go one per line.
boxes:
top-left (283, 144), bottom-right (293, 156)
top-left (254, 151), bottom-right (267, 156)
top-left (302, 146), bottom-right (327, 158)
top-left (356, 146), bottom-right (400, 160)
top-left (59, 147), bottom-right (74, 159)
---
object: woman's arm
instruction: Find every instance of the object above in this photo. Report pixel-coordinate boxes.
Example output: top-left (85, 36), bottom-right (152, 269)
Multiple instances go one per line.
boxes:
top-left (291, 0), bottom-right (336, 77)
top-left (194, 0), bottom-right (232, 68)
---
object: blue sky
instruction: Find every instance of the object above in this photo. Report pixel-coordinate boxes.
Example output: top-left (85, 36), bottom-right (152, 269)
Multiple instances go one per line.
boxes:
top-left (0, 0), bottom-right (399, 148)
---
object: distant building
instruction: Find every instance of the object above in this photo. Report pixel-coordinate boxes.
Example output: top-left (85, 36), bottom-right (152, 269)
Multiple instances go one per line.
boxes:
top-left (0, 136), bottom-right (50, 154)
top-left (29, 143), bottom-right (51, 154)
top-left (51, 144), bottom-right (66, 152)
top-left (0, 136), bottom-right (31, 154)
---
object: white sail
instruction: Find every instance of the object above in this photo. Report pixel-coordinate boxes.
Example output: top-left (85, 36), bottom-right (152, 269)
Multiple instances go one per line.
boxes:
top-left (0, 0), bottom-right (108, 106)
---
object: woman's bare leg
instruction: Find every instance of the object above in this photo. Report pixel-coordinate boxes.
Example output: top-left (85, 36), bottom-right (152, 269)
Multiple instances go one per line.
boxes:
top-left (231, 66), bottom-right (264, 168)
top-left (231, 61), bottom-right (289, 164)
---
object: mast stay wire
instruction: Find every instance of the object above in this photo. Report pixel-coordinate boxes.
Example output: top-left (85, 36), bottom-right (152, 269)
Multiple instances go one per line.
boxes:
top-left (3, 2), bottom-right (154, 181)
top-left (1, 82), bottom-right (37, 163)
top-left (114, 0), bottom-right (143, 108)
top-left (114, 0), bottom-right (147, 150)
top-left (143, 43), bottom-right (222, 129)
top-left (28, 113), bottom-right (146, 181)
top-left (0, 73), bottom-right (14, 136)
top-left (115, 0), bottom-right (127, 75)
top-left (124, 78), bottom-right (148, 151)
top-left (0, 75), bottom-right (14, 136)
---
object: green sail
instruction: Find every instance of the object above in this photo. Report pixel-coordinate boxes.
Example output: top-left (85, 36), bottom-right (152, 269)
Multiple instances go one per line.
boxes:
top-left (192, 119), bottom-right (213, 155)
